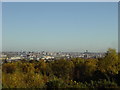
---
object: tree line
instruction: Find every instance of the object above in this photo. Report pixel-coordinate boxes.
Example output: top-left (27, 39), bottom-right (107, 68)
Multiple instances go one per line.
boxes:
top-left (2, 48), bottom-right (120, 88)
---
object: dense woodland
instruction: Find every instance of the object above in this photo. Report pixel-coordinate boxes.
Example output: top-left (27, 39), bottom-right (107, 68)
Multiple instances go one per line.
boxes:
top-left (2, 48), bottom-right (120, 88)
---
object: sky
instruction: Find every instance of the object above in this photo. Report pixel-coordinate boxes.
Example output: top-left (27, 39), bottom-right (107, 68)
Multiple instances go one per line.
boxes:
top-left (0, 2), bottom-right (2, 52)
top-left (2, 2), bottom-right (118, 52)
top-left (1, 0), bottom-right (120, 2)
top-left (118, 2), bottom-right (120, 52)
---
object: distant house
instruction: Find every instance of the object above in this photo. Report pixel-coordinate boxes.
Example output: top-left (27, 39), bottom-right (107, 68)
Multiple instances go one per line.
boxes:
top-left (10, 57), bottom-right (21, 60)
top-left (83, 50), bottom-right (92, 58)
top-left (8, 56), bottom-right (22, 62)
top-left (41, 56), bottom-right (54, 60)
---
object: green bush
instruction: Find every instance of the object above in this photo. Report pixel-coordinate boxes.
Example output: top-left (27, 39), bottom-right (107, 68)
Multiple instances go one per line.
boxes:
top-left (50, 59), bottom-right (74, 79)
top-left (46, 77), bottom-right (66, 88)
top-left (2, 63), bottom-right (16, 73)
top-left (87, 80), bottom-right (118, 88)
top-left (2, 72), bottom-right (45, 88)
top-left (67, 80), bottom-right (88, 88)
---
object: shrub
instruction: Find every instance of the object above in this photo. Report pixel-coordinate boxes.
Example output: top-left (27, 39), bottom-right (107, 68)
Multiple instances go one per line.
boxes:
top-left (67, 80), bottom-right (88, 88)
top-left (46, 77), bottom-right (66, 88)
top-left (87, 80), bottom-right (118, 88)
top-left (2, 72), bottom-right (45, 88)
top-left (2, 63), bottom-right (16, 73)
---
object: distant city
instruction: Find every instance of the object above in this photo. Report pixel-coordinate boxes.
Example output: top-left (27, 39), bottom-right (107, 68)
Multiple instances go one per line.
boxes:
top-left (0, 50), bottom-right (106, 63)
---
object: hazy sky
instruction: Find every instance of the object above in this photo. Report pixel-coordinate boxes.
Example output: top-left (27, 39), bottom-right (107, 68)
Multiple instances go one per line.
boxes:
top-left (0, 2), bottom-right (2, 52)
top-left (2, 2), bottom-right (118, 52)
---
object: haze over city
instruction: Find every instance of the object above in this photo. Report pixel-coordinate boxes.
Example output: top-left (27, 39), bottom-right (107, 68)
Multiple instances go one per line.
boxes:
top-left (2, 2), bottom-right (118, 52)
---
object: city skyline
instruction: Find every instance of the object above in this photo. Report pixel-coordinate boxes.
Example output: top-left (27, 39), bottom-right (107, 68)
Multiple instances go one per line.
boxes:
top-left (2, 2), bottom-right (118, 52)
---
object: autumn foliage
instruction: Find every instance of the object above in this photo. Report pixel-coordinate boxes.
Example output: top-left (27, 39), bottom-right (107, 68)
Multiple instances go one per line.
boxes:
top-left (2, 48), bottom-right (120, 88)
